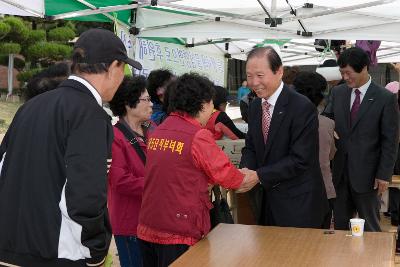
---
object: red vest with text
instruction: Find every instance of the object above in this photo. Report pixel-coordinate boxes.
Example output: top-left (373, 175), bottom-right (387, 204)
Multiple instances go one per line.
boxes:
top-left (139, 114), bottom-right (212, 240)
top-left (205, 110), bottom-right (223, 140)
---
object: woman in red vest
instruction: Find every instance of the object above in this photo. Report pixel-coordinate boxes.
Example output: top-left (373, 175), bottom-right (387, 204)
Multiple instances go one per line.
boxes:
top-left (137, 73), bottom-right (257, 267)
top-left (205, 85), bottom-right (246, 140)
top-left (108, 76), bottom-right (154, 267)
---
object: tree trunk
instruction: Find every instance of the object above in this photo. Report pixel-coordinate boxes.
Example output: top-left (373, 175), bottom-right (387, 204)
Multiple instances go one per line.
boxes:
top-left (7, 53), bottom-right (14, 97)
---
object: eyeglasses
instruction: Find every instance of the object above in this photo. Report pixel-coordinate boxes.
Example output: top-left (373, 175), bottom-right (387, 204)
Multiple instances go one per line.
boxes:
top-left (138, 97), bottom-right (152, 102)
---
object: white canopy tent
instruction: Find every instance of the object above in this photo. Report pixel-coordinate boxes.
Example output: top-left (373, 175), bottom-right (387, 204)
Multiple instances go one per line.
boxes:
top-left (0, 0), bottom-right (44, 17)
top-left (0, 0), bottom-right (399, 66)
top-left (214, 39), bottom-right (400, 65)
top-left (135, 0), bottom-right (400, 65)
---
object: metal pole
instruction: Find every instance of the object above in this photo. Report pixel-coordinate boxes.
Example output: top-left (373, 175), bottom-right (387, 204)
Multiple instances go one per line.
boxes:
top-left (7, 54), bottom-right (14, 98)
top-left (271, 0), bottom-right (277, 17)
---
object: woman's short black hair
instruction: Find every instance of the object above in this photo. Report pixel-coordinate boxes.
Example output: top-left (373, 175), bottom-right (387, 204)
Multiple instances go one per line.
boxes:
top-left (167, 73), bottom-right (215, 117)
top-left (147, 69), bottom-right (174, 104)
top-left (109, 75), bottom-right (147, 117)
top-left (293, 71), bottom-right (327, 107)
top-left (25, 62), bottom-right (71, 101)
top-left (213, 86), bottom-right (228, 110)
top-left (337, 47), bottom-right (370, 73)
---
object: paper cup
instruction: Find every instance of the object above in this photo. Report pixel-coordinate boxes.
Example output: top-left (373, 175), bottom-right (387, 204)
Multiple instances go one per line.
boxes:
top-left (350, 218), bottom-right (365, 237)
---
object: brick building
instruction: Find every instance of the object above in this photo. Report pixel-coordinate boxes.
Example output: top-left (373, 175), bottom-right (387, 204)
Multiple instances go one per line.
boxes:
top-left (0, 66), bottom-right (20, 90)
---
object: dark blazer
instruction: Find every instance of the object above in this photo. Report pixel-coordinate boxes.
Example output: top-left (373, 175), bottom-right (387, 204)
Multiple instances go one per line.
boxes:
top-left (323, 81), bottom-right (399, 193)
top-left (241, 85), bottom-right (328, 227)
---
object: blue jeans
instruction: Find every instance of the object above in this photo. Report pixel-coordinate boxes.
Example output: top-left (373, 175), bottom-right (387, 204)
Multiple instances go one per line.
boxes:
top-left (114, 235), bottom-right (143, 267)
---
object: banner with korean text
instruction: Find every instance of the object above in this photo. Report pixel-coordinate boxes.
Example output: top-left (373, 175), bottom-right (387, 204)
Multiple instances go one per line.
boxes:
top-left (115, 22), bottom-right (135, 75)
top-left (134, 38), bottom-right (226, 86)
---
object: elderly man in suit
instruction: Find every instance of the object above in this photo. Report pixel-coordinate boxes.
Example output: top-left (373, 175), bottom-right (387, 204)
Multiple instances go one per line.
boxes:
top-left (323, 47), bottom-right (399, 231)
top-left (240, 46), bottom-right (328, 228)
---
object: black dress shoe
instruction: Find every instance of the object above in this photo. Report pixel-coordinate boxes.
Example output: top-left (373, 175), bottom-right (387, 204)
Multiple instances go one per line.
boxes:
top-left (391, 219), bottom-right (399, 226)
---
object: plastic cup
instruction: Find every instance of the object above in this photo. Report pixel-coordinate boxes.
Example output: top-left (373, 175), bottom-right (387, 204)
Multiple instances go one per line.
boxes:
top-left (350, 218), bottom-right (365, 237)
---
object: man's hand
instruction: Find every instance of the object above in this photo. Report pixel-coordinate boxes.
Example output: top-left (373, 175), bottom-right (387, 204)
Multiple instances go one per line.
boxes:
top-left (391, 63), bottom-right (400, 73)
top-left (208, 183), bottom-right (213, 193)
top-left (236, 168), bottom-right (259, 193)
top-left (334, 131), bottom-right (339, 140)
top-left (374, 178), bottom-right (389, 195)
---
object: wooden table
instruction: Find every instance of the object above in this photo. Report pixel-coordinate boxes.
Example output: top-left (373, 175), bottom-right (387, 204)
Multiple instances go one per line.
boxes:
top-left (391, 175), bottom-right (400, 187)
top-left (171, 224), bottom-right (395, 267)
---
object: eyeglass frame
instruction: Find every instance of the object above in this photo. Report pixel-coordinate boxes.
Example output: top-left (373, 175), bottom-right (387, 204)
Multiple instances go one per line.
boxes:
top-left (138, 96), bottom-right (152, 102)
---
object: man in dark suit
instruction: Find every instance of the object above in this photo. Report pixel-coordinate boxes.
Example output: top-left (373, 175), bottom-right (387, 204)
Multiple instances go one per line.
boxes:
top-left (323, 47), bottom-right (399, 231)
top-left (240, 46), bottom-right (328, 228)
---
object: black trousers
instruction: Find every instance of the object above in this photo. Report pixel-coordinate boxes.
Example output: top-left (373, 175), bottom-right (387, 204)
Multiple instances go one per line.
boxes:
top-left (333, 164), bottom-right (381, 232)
top-left (138, 239), bottom-right (189, 267)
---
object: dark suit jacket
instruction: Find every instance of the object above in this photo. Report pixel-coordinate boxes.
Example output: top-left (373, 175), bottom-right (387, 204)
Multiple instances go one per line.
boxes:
top-left (241, 85), bottom-right (328, 227)
top-left (323, 81), bottom-right (399, 193)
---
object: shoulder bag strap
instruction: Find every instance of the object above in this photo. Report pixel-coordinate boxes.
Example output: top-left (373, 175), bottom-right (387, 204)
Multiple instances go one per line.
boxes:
top-left (115, 122), bottom-right (146, 164)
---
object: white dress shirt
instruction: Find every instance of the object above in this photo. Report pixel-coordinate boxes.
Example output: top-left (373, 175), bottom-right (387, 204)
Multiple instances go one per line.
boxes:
top-left (261, 81), bottom-right (284, 116)
top-left (68, 75), bottom-right (102, 106)
top-left (350, 76), bottom-right (371, 108)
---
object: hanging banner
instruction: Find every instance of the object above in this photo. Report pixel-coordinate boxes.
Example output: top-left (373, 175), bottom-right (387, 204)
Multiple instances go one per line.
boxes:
top-left (115, 22), bottom-right (135, 75)
top-left (134, 38), bottom-right (225, 86)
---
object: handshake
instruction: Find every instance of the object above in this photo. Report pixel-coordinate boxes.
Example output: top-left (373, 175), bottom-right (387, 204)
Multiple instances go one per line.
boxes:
top-left (236, 168), bottom-right (260, 193)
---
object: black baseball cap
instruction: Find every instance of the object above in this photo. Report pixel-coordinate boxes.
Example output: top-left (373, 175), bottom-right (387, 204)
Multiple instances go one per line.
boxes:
top-left (74, 28), bottom-right (142, 70)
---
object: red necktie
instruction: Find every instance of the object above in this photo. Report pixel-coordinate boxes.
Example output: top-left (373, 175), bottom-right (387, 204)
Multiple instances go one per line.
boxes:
top-left (350, 89), bottom-right (361, 126)
top-left (262, 100), bottom-right (271, 143)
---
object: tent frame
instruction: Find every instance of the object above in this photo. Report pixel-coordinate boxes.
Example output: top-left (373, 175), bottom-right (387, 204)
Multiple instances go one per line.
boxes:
top-left (138, 0), bottom-right (398, 37)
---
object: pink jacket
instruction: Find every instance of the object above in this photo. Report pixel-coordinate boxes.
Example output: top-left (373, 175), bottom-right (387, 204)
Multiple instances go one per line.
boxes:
top-left (108, 125), bottom-right (147, 236)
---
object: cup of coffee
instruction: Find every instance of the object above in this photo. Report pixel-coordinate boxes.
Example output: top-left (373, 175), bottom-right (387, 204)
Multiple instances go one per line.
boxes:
top-left (350, 218), bottom-right (365, 237)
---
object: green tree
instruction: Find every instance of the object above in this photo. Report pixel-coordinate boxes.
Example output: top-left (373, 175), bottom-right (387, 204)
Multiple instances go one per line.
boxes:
top-left (2, 16), bottom-right (29, 43)
top-left (0, 16), bottom-right (113, 92)
top-left (48, 27), bottom-right (76, 42)
top-left (0, 16), bottom-right (77, 90)
top-left (0, 22), bottom-right (11, 39)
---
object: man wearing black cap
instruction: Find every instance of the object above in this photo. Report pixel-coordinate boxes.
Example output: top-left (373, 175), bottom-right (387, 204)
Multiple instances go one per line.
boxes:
top-left (0, 28), bottom-right (142, 267)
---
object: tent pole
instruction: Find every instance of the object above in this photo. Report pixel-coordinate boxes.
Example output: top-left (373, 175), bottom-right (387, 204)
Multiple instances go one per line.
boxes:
top-left (377, 51), bottom-right (400, 59)
top-left (376, 44), bottom-right (400, 52)
top-left (315, 18), bottom-right (400, 35)
top-left (152, 2), bottom-right (297, 34)
top-left (187, 38), bottom-right (249, 47)
top-left (287, 41), bottom-right (325, 49)
top-left (139, 18), bottom-right (216, 32)
top-left (271, 0), bottom-right (277, 17)
top-left (158, 2), bottom-right (266, 23)
top-left (49, 4), bottom-right (138, 20)
top-left (73, 0), bottom-right (131, 28)
top-left (283, 0), bottom-right (397, 22)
